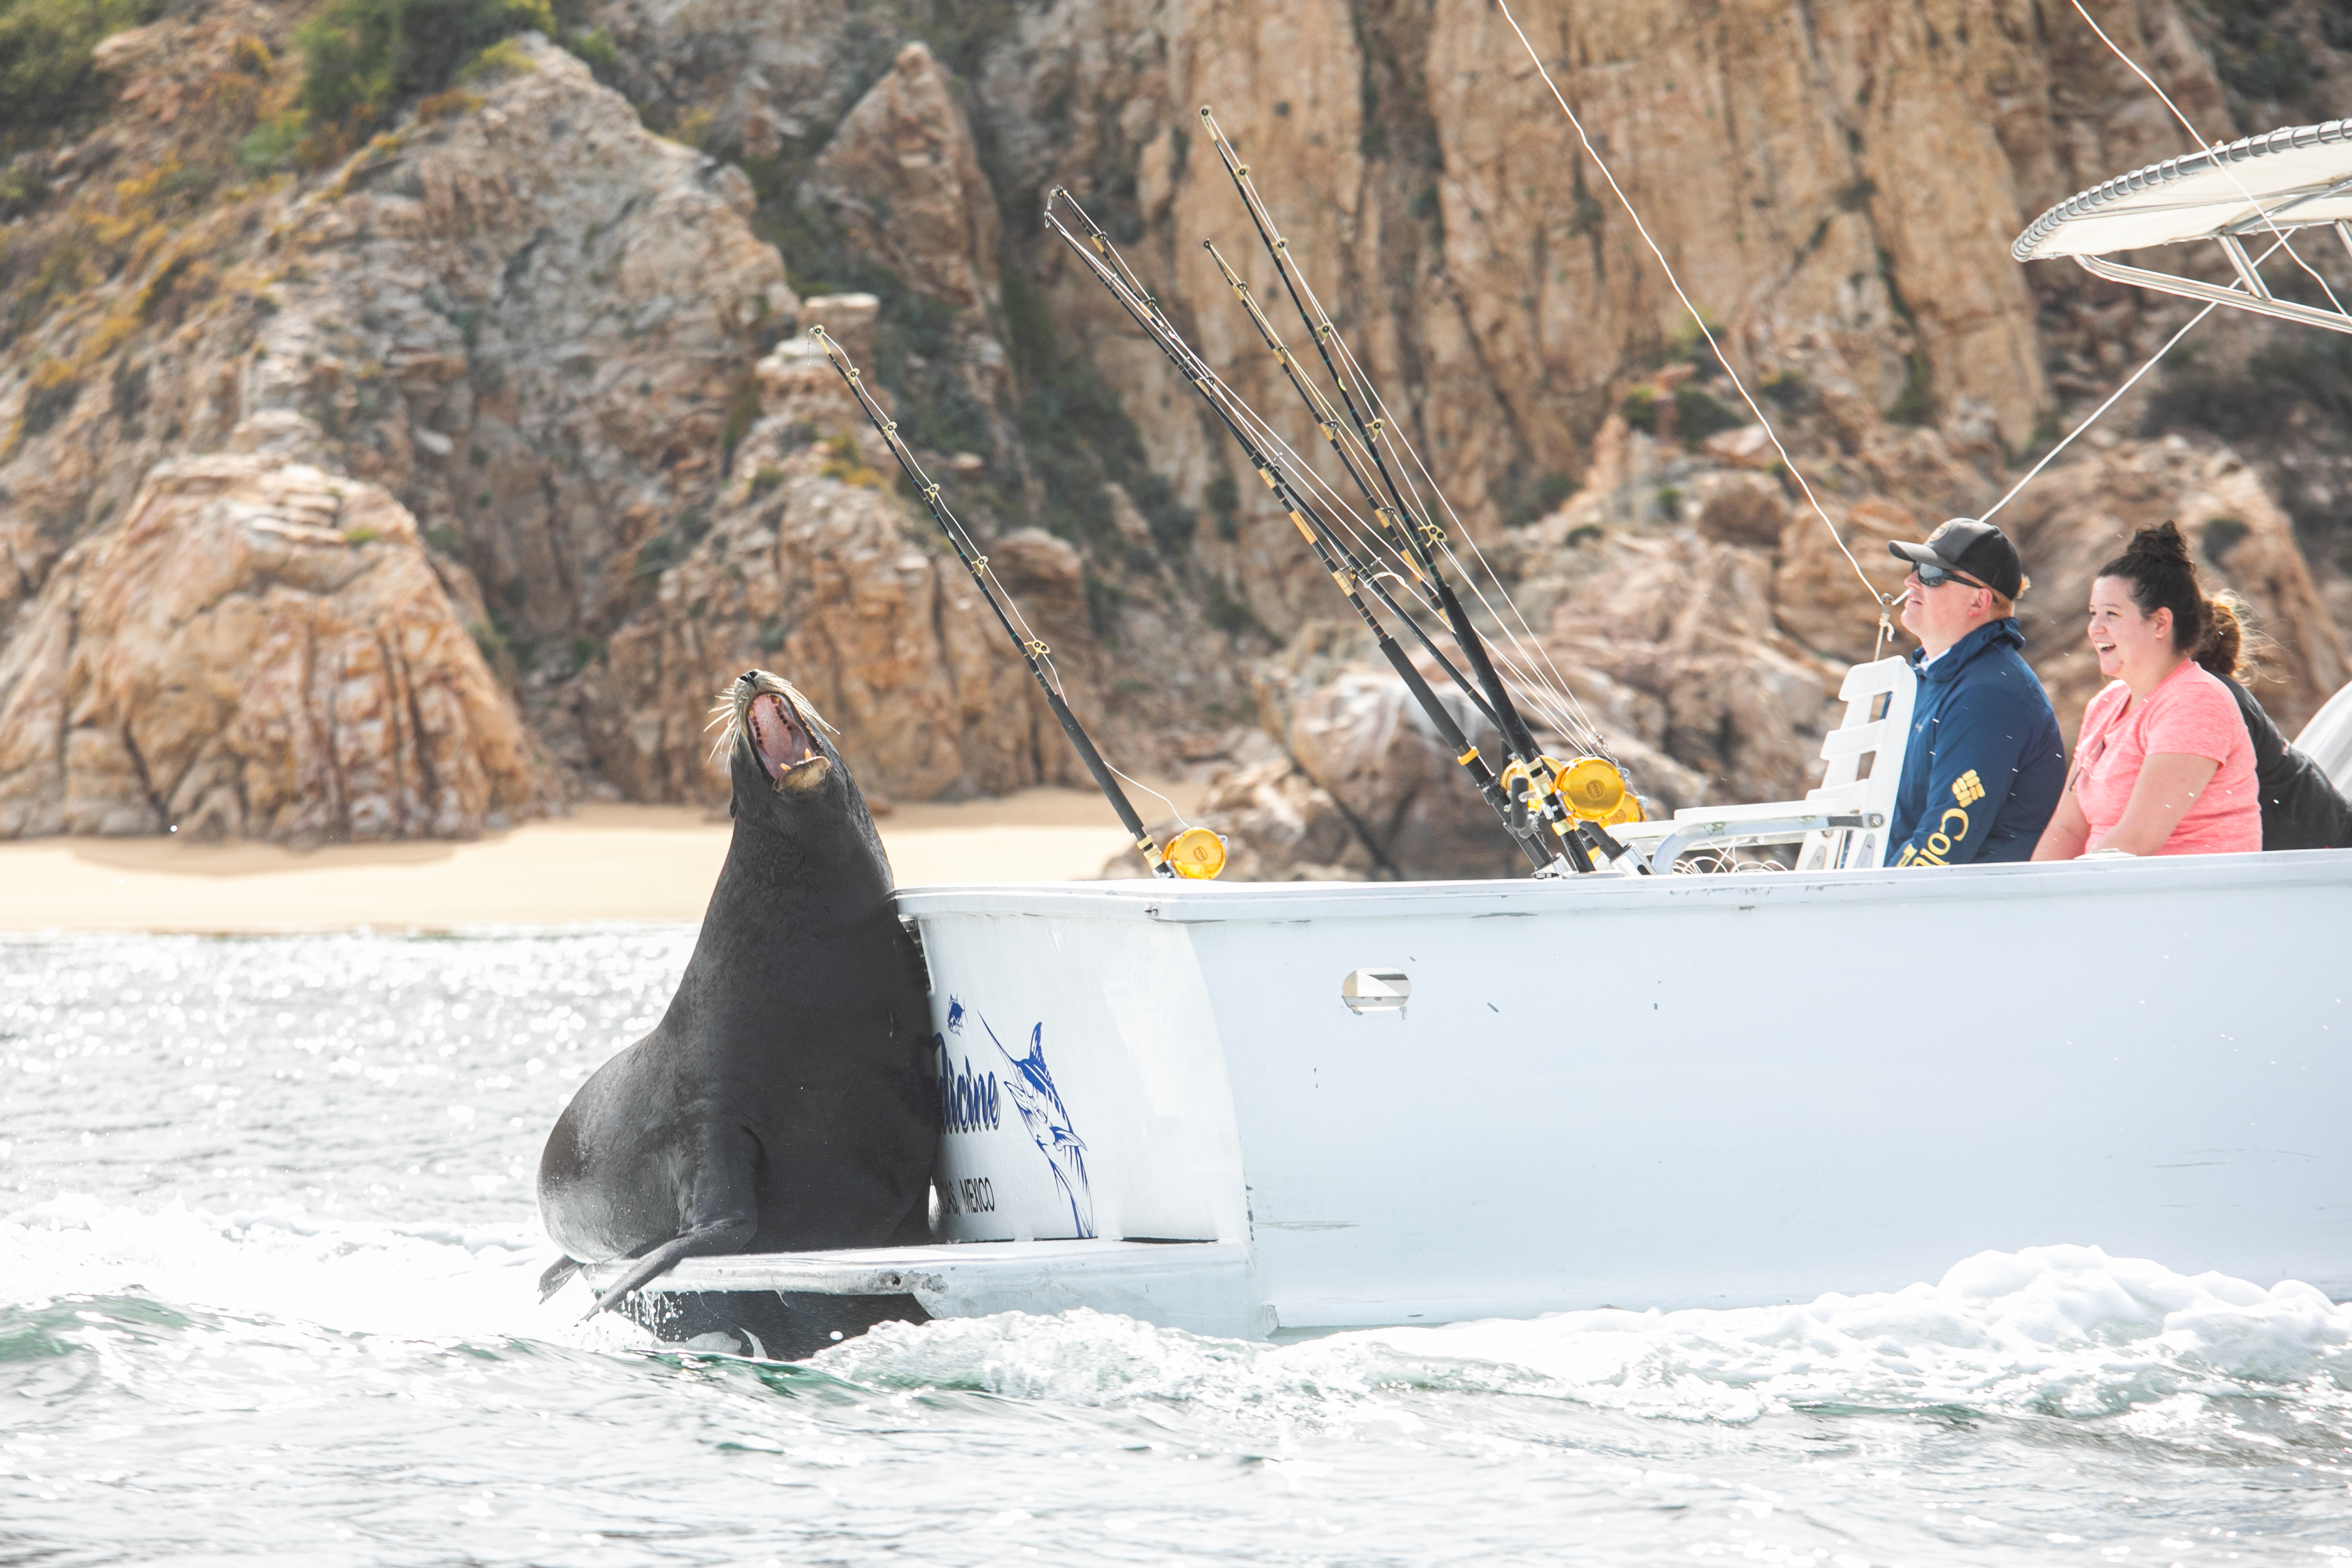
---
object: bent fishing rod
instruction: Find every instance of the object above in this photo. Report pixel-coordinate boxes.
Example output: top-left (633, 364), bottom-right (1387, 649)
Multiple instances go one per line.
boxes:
top-left (1194, 108), bottom-right (1634, 872)
top-left (1044, 193), bottom-right (1576, 874)
top-left (808, 325), bottom-right (1184, 881)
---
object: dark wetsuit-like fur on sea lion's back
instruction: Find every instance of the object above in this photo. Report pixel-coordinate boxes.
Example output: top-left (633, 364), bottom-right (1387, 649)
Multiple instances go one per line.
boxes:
top-left (538, 670), bottom-right (936, 1316)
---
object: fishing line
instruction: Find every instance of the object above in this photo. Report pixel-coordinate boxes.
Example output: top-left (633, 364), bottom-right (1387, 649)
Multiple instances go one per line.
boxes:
top-left (1490, 0), bottom-right (1889, 632)
top-left (1185, 353), bottom-right (1471, 654)
top-left (1198, 119), bottom-right (1599, 757)
top-left (1188, 353), bottom-right (1584, 741)
top-left (1977, 298), bottom-right (2210, 525)
top-left (1977, 226), bottom-right (2282, 526)
top-left (2068, 0), bottom-right (2350, 320)
top-left (1104, 762), bottom-right (1194, 831)
top-left (1070, 189), bottom-right (1624, 874)
top-left (1240, 180), bottom-right (1675, 748)
top-left (1318, 347), bottom-right (1606, 748)
top-left (1056, 194), bottom-right (1526, 735)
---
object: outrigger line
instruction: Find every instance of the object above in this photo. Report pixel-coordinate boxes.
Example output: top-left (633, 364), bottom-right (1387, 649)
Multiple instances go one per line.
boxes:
top-left (1996, 20), bottom-right (2332, 521)
top-left (1045, 187), bottom-right (1644, 876)
top-left (1489, 0), bottom-right (1899, 655)
top-left (807, 325), bottom-right (1206, 882)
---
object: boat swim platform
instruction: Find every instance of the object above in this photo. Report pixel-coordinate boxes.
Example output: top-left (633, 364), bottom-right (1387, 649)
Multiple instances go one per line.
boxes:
top-left (588, 1239), bottom-right (1263, 1338)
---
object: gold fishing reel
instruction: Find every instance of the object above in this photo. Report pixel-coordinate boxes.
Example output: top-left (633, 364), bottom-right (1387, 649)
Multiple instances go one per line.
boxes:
top-left (1164, 826), bottom-right (1228, 880)
top-left (1551, 756), bottom-right (1646, 825)
top-left (1499, 753), bottom-right (1645, 829)
top-left (1601, 793), bottom-right (1645, 827)
top-left (1553, 756), bottom-right (1627, 820)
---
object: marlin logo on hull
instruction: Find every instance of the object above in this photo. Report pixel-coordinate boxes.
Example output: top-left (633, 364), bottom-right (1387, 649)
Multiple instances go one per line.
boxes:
top-left (985, 1017), bottom-right (1094, 1239)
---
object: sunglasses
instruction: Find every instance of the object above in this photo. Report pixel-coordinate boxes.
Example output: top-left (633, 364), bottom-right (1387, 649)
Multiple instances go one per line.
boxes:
top-left (1914, 561), bottom-right (1991, 592)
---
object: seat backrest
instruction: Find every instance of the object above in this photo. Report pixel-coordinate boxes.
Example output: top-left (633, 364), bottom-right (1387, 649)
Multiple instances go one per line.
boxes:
top-left (2293, 677), bottom-right (2352, 792)
top-left (1795, 656), bottom-right (1918, 870)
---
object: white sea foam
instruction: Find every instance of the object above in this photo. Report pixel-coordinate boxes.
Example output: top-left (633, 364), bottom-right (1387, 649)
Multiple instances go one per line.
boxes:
top-left (0, 1192), bottom-right (653, 1350)
top-left (820, 1245), bottom-right (2352, 1429)
top-left (14, 1187), bottom-right (2347, 1438)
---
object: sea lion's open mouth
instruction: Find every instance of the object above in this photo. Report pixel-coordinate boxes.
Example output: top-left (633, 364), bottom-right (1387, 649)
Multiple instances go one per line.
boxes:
top-left (747, 692), bottom-right (830, 790)
top-left (711, 670), bottom-right (838, 794)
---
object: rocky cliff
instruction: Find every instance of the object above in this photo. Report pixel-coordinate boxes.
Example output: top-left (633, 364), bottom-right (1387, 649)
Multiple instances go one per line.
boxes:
top-left (0, 455), bottom-right (551, 837)
top-left (4, 0), bottom-right (2349, 862)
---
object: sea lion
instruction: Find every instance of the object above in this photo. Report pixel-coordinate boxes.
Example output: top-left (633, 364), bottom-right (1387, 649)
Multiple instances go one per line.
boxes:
top-left (537, 670), bottom-right (936, 1318)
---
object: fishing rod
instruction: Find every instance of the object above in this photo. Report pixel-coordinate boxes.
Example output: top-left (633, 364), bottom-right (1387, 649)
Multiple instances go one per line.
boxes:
top-left (1045, 196), bottom-right (1500, 737)
top-left (1044, 191), bottom-right (1572, 874)
top-left (807, 325), bottom-right (1203, 882)
top-left (1193, 108), bottom-right (1639, 871)
top-left (1197, 234), bottom-right (1602, 863)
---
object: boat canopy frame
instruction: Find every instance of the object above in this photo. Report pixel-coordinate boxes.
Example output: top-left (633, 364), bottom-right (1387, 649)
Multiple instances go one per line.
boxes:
top-left (2014, 118), bottom-right (2352, 337)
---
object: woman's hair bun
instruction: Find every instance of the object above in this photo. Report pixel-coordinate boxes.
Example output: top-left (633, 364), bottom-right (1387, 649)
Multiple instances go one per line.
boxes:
top-left (2202, 592), bottom-right (2245, 681)
top-left (2120, 520), bottom-right (2194, 569)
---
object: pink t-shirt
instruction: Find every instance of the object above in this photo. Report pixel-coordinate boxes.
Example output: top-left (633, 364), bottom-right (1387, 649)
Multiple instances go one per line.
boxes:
top-left (2071, 661), bottom-right (2260, 855)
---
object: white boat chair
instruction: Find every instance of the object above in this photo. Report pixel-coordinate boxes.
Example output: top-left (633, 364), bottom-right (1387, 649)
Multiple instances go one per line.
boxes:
top-left (1605, 656), bottom-right (1917, 875)
top-left (2293, 678), bottom-right (2352, 792)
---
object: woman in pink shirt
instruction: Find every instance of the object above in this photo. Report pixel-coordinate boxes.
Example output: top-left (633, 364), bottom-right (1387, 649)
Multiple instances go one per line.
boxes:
top-left (2032, 522), bottom-right (2260, 859)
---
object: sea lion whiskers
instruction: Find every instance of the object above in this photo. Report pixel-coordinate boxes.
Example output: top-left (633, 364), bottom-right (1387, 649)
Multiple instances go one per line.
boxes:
top-left (705, 670), bottom-right (836, 765)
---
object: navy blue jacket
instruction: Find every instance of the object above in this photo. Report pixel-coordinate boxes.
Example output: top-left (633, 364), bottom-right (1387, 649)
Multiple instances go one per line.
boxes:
top-left (1887, 618), bottom-right (2066, 866)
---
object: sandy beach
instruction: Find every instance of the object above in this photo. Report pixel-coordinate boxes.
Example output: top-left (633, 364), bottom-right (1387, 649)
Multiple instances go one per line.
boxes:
top-left (0, 785), bottom-right (1192, 933)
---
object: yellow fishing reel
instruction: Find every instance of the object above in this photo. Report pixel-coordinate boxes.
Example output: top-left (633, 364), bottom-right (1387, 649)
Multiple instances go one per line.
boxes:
top-left (1164, 827), bottom-right (1228, 880)
top-left (1553, 756), bottom-right (1631, 821)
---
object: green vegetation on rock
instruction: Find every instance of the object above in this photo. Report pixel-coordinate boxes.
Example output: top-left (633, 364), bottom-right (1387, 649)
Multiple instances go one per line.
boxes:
top-left (234, 0), bottom-right (557, 169)
top-left (0, 0), bottom-right (162, 153)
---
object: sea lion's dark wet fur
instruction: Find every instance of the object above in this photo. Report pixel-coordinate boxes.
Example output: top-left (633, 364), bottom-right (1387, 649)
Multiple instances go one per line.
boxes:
top-left (537, 670), bottom-right (935, 1318)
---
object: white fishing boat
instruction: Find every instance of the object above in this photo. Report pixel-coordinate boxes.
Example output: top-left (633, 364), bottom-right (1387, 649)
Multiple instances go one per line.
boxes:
top-left (592, 117), bottom-right (2352, 1347)
top-left (602, 681), bottom-right (2352, 1344)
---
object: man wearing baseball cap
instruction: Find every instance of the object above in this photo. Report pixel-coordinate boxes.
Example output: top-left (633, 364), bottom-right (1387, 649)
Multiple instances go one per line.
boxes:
top-left (1881, 518), bottom-right (2066, 866)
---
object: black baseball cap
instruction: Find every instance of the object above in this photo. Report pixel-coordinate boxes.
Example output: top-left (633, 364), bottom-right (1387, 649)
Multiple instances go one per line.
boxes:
top-left (1889, 518), bottom-right (2025, 600)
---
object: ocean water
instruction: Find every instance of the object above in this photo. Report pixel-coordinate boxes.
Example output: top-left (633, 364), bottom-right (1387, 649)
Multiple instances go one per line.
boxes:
top-left (3, 930), bottom-right (2347, 1567)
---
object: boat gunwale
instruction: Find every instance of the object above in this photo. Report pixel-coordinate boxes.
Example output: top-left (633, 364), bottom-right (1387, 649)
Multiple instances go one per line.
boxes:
top-left (896, 846), bottom-right (2352, 924)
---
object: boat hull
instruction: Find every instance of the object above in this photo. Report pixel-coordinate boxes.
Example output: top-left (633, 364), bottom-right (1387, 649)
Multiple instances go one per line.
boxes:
top-left (604, 852), bottom-right (2352, 1339)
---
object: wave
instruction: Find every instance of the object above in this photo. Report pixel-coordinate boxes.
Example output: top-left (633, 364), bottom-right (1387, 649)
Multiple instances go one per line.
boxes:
top-left (0, 1192), bottom-right (652, 1350)
top-left (819, 1244), bottom-right (2352, 1430)
top-left (10, 1198), bottom-right (2346, 1439)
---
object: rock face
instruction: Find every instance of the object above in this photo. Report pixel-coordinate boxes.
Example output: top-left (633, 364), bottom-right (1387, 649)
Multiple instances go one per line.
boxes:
top-left (574, 343), bottom-right (1101, 802)
top-left (972, 0), bottom-right (2232, 556)
top-left (244, 40), bottom-right (793, 670)
top-left (806, 43), bottom-right (1000, 316)
top-left (2, 34), bottom-right (791, 652)
top-left (0, 457), bottom-right (548, 839)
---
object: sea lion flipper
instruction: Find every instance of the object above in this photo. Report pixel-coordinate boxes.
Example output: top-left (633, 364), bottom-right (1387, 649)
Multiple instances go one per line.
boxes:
top-left (577, 1213), bottom-right (754, 1323)
top-left (537, 1254), bottom-right (584, 1303)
